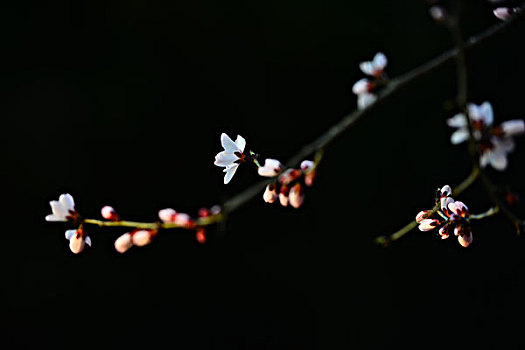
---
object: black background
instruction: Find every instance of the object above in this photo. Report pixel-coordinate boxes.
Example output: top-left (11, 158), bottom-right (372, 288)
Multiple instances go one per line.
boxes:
top-left (2, 1), bottom-right (525, 349)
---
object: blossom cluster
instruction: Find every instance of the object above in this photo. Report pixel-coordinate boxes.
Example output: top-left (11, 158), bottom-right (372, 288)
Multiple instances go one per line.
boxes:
top-left (352, 52), bottom-right (388, 110)
top-left (447, 101), bottom-right (524, 170)
top-left (214, 133), bottom-right (316, 209)
top-left (45, 194), bottom-right (219, 254)
top-left (416, 185), bottom-right (473, 247)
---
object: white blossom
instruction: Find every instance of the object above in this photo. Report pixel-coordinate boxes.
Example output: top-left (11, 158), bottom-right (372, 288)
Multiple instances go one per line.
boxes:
top-left (359, 52), bottom-right (387, 77)
top-left (45, 193), bottom-right (76, 222)
top-left (214, 133), bottom-right (246, 184)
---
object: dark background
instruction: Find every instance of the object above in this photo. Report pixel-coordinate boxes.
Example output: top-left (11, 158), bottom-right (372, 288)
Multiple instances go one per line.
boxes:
top-left (2, 1), bottom-right (525, 349)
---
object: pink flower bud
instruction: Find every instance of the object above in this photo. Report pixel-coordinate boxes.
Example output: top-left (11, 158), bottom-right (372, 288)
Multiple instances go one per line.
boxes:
top-left (198, 207), bottom-right (210, 217)
top-left (493, 7), bottom-right (515, 20)
top-left (101, 206), bottom-right (119, 221)
top-left (258, 158), bottom-right (284, 177)
top-left (418, 219), bottom-right (440, 232)
top-left (263, 183), bottom-right (278, 203)
top-left (158, 208), bottom-right (177, 223)
top-left (415, 210), bottom-right (431, 223)
top-left (279, 193), bottom-right (289, 207)
top-left (289, 183), bottom-right (304, 209)
top-left (429, 5), bottom-right (446, 22)
top-left (440, 185), bottom-right (452, 198)
top-left (174, 213), bottom-right (193, 228)
top-left (132, 230), bottom-right (154, 247)
top-left (114, 232), bottom-right (133, 253)
top-left (457, 229), bottom-right (473, 248)
top-left (196, 229), bottom-right (206, 244)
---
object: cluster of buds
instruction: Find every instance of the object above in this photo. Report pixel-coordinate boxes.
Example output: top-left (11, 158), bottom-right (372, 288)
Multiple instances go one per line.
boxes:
top-left (214, 133), bottom-right (318, 209)
top-left (46, 193), bottom-right (220, 255)
top-left (261, 160), bottom-right (316, 209)
top-left (416, 185), bottom-right (473, 247)
top-left (352, 52), bottom-right (388, 110)
top-left (46, 193), bottom-right (92, 254)
top-left (447, 101), bottom-right (525, 170)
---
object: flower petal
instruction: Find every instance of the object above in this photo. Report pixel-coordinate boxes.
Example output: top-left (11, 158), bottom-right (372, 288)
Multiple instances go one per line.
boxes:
top-left (479, 101), bottom-right (494, 126)
top-left (85, 236), bottom-right (92, 247)
top-left (49, 200), bottom-right (66, 219)
top-left (115, 233), bottom-right (133, 253)
top-left (501, 120), bottom-right (525, 137)
top-left (447, 113), bottom-right (468, 128)
top-left (214, 151), bottom-right (238, 167)
top-left (65, 229), bottom-right (76, 240)
top-left (489, 150), bottom-right (508, 171)
top-left (373, 52), bottom-right (387, 71)
top-left (59, 193), bottom-right (75, 212)
top-left (359, 61), bottom-right (374, 76)
top-left (450, 129), bottom-right (469, 145)
top-left (220, 133), bottom-right (239, 152)
top-left (235, 135), bottom-right (246, 153)
top-left (357, 93), bottom-right (376, 110)
top-left (223, 164), bottom-right (239, 184)
top-left (352, 78), bottom-right (370, 95)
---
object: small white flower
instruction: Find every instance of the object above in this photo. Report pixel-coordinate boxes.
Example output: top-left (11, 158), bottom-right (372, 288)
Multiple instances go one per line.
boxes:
top-left (258, 158), bottom-right (283, 177)
top-left (359, 52), bottom-right (388, 77)
top-left (479, 136), bottom-right (515, 170)
top-left (447, 102), bottom-right (494, 144)
top-left (65, 228), bottom-right (91, 254)
top-left (46, 193), bottom-right (77, 222)
top-left (214, 133), bottom-right (246, 184)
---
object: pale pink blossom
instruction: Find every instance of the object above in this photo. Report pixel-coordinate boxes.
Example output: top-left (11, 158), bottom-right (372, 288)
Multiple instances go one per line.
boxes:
top-left (214, 133), bottom-right (246, 184)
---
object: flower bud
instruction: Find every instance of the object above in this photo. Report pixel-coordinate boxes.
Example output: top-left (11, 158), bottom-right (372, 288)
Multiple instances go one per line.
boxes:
top-left (101, 206), bottom-right (119, 221)
top-left (263, 183), bottom-right (278, 203)
top-left (415, 210), bottom-right (431, 223)
top-left (493, 7), bottom-right (516, 20)
top-left (132, 230), bottom-right (154, 247)
top-left (258, 158), bottom-right (284, 177)
top-left (196, 228), bottom-right (206, 244)
top-left (114, 232), bottom-right (133, 253)
top-left (429, 5), bottom-right (446, 22)
top-left (289, 183), bottom-right (304, 209)
top-left (158, 208), bottom-right (177, 223)
top-left (418, 219), bottom-right (440, 232)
